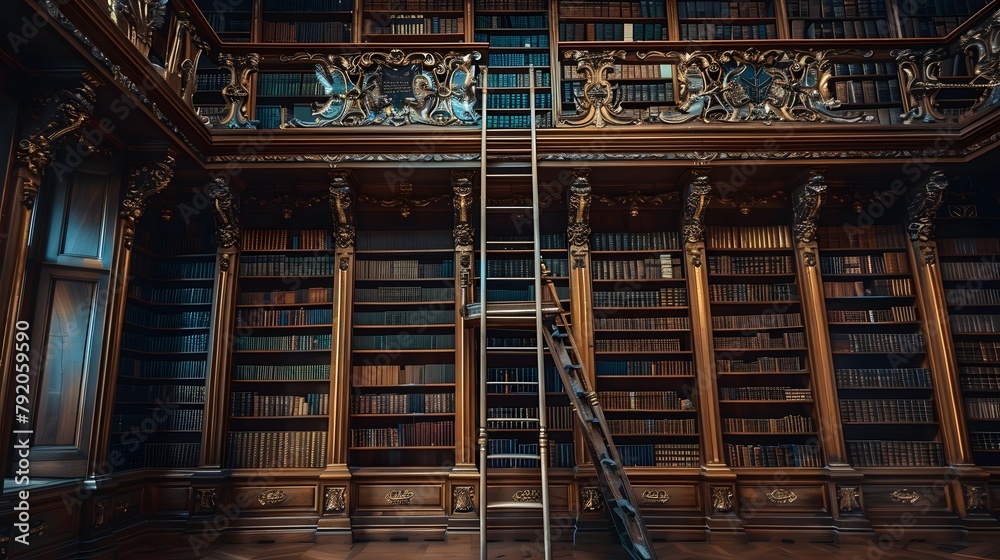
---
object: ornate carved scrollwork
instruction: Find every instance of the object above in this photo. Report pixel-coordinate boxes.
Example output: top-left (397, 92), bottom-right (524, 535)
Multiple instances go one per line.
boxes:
top-left (958, 8), bottom-right (1000, 117)
top-left (16, 73), bottom-right (100, 208)
top-left (838, 487), bottom-right (861, 512)
top-left (593, 190), bottom-right (679, 218)
top-left (173, 19), bottom-right (211, 106)
top-left (894, 48), bottom-right (951, 124)
top-left (566, 169), bottom-right (592, 269)
top-left (890, 488), bottom-right (921, 505)
top-left (452, 171), bottom-right (475, 249)
top-left (358, 183), bottom-right (450, 218)
top-left (257, 489), bottom-right (288, 506)
top-left (120, 153), bottom-right (176, 249)
top-left (638, 48), bottom-right (871, 125)
top-left (711, 486), bottom-right (734, 512)
top-left (111, 0), bottom-right (167, 58)
top-left (279, 49), bottom-right (480, 127)
top-left (324, 487), bottom-right (346, 512)
top-left (329, 172), bottom-right (355, 250)
top-left (641, 490), bottom-right (672, 504)
top-left (907, 170), bottom-right (948, 265)
top-left (581, 487), bottom-right (604, 512)
top-left (560, 50), bottom-right (638, 128)
top-left (208, 178), bottom-right (239, 272)
top-left (964, 485), bottom-right (987, 511)
top-left (512, 489), bottom-right (541, 503)
top-left (793, 171), bottom-right (826, 268)
top-left (766, 489), bottom-right (798, 504)
top-left (682, 173), bottom-right (711, 268)
top-left (453, 486), bottom-right (475, 513)
top-left (215, 53), bottom-right (259, 128)
top-left (385, 489), bottom-right (415, 505)
top-left (193, 488), bottom-right (218, 513)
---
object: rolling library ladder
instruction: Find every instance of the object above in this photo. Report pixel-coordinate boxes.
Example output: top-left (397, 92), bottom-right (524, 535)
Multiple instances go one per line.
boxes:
top-left (468, 67), bottom-right (656, 560)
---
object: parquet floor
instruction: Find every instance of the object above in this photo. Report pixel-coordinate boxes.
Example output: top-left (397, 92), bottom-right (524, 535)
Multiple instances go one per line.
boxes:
top-left (127, 538), bottom-right (1000, 559)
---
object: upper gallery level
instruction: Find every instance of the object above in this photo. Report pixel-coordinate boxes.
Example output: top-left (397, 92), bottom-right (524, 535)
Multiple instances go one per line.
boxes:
top-left (8, 0), bottom-right (1000, 168)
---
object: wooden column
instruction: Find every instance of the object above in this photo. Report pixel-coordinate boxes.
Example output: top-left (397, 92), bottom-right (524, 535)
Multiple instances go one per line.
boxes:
top-left (905, 171), bottom-right (990, 522)
top-left (0, 78), bottom-right (97, 479)
top-left (451, 170), bottom-right (476, 470)
top-left (567, 168), bottom-right (594, 468)
top-left (318, 171), bottom-right (354, 542)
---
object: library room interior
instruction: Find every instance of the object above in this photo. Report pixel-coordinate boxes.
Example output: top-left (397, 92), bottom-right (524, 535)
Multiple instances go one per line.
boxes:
top-left (3, 0), bottom-right (1000, 559)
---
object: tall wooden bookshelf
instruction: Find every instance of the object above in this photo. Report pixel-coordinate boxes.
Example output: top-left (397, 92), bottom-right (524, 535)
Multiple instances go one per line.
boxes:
top-left (260, 0), bottom-right (353, 43)
top-left (196, 0), bottom-right (254, 42)
top-left (557, 1), bottom-right (669, 41)
top-left (706, 217), bottom-right (822, 469)
top-left (676, 1), bottom-right (779, 40)
top-left (109, 219), bottom-right (216, 471)
top-left (893, 0), bottom-right (989, 37)
top-left (786, 0), bottom-right (892, 39)
top-left (938, 186), bottom-right (1000, 467)
top-left (817, 218), bottom-right (944, 468)
top-left (361, 0), bottom-right (466, 42)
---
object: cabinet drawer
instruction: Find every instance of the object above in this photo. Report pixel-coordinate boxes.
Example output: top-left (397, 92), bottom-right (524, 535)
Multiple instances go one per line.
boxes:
top-left (737, 484), bottom-right (827, 513)
top-left (355, 484), bottom-right (445, 513)
top-left (232, 485), bottom-right (318, 512)
top-left (633, 484), bottom-right (699, 511)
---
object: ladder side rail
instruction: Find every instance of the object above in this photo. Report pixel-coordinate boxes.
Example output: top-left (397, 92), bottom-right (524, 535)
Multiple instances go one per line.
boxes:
top-left (478, 67), bottom-right (489, 560)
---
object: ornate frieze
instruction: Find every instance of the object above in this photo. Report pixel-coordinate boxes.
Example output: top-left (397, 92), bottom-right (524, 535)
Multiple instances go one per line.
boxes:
top-left (358, 183), bottom-right (449, 218)
top-left (560, 50), bottom-right (637, 127)
top-left (216, 53), bottom-right (260, 129)
top-left (120, 153), bottom-right (176, 249)
top-left (279, 49), bottom-right (480, 127)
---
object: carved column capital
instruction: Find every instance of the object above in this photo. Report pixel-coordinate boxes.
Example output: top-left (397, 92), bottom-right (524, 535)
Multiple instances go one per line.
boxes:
top-left (15, 73), bottom-right (100, 208)
top-left (452, 170), bottom-right (475, 249)
top-left (568, 168), bottom-right (592, 269)
top-left (208, 177), bottom-right (240, 255)
top-left (216, 52), bottom-right (260, 128)
top-left (329, 171), bottom-right (355, 251)
top-left (120, 152), bottom-right (176, 249)
top-left (792, 170), bottom-right (826, 268)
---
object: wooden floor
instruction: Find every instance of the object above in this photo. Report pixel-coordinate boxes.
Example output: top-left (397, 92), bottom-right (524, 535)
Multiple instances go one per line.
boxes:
top-left (129, 538), bottom-right (1000, 559)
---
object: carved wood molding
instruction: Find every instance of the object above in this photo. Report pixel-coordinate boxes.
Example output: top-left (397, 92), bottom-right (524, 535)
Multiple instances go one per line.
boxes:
top-left (793, 170), bottom-right (827, 268)
top-left (324, 487), bottom-right (346, 513)
top-left (120, 152), bottom-right (176, 249)
top-left (208, 177), bottom-right (240, 257)
top-left (560, 50), bottom-right (637, 128)
top-left (329, 171), bottom-right (355, 251)
top-left (215, 52), bottom-right (259, 129)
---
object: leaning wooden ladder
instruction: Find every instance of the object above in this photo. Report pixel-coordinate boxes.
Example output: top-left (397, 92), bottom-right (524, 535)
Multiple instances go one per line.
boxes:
top-left (472, 66), bottom-right (657, 560)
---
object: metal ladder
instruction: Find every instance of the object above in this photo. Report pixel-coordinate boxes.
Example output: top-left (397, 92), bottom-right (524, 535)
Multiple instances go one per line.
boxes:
top-left (474, 67), bottom-right (657, 560)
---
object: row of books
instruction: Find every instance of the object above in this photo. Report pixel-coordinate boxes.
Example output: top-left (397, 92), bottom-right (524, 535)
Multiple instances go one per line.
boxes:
top-left (618, 443), bottom-right (700, 467)
top-left (364, 16), bottom-right (463, 35)
top-left (595, 316), bottom-right (690, 330)
top-left (595, 338), bottom-right (684, 352)
top-left (486, 439), bottom-right (574, 468)
top-left (559, 22), bottom-right (666, 41)
top-left (244, 229), bottom-right (332, 251)
top-left (353, 309), bottom-right (453, 326)
top-left (707, 225), bottom-right (792, 249)
top-left (349, 393), bottom-right (454, 414)
top-left (718, 386), bottom-right (812, 401)
top-left (786, 0), bottom-right (887, 17)
top-left (366, 0), bottom-right (463, 8)
top-left (356, 259), bottom-right (454, 280)
top-left (231, 392), bottom-right (329, 417)
top-left (712, 312), bottom-right (802, 330)
top-left (233, 364), bottom-right (330, 381)
top-left (485, 113), bottom-right (554, 128)
top-left (902, 15), bottom-right (975, 37)
top-left (946, 288), bottom-right (1000, 306)
top-left (115, 384), bottom-right (206, 403)
top-left (592, 63), bottom-right (674, 80)
top-left (617, 83), bottom-right (674, 102)
top-left (227, 430), bottom-right (327, 468)
top-left (828, 306), bottom-right (918, 325)
top-left (708, 283), bottom-right (798, 302)
top-left (596, 360), bottom-right (694, 376)
top-left (136, 232), bottom-right (212, 255)
top-left (956, 342), bottom-right (1000, 362)
top-left (474, 15), bottom-right (546, 29)
top-left (677, 1), bottom-right (773, 18)
top-left (486, 406), bottom-right (574, 430)
top-left (256, 73), bottom-right (324, 97)
top-left (558, 0), bottom-right (666, 18)
top-left (487, 366), bottom-right (564, 393)
top-left (236, 308), bottom-right (332, 327)
top-left (119, 358), bottom-right (206, 379)
top-left (817, 225), bottom-right (906, 249)
top-left (352, 334), bottom-right (455, 350)
top-left (349, 421), bottom-right (454, 447)
top-left (475, 33), bottom-right (549, 47)
top-left (792, 19), bottom-right (890, 39)
top-left (196, 71), bottom-right (229, 93)
top-left (708, 254), bottom-right (793, 275)
top-left (970, 432), bottom-right (1000, 451)
top-left (840, 399), bottom-right (936, 423)
top-left (351, 364), bottom-right (455, 386)
top-left (723, 414), bottom-right (814, 433)
top-left (486, 257), bottom-right (568, 277)
top-left (476, 0), bottom-right (546, 10)
top-left (591, 256), bottom-right (678, 280)
top-left (833, 78), bottom-right (903, 105)
top-left (607, 418), bottom-right (697, 435)
top-left (262, 21), bottom-right (350, 42)
top-left (486, 70), bottom-right (551, 88)
top-left (239, 255), bottom-right (334, 277)
top-left (354, 286), bottom-right (454, 303)
top-left (820, 253), bottom-right (909, 275)
top-left (128, 285), bottom-right (212, 304)
top-left (487, 52), bottom-right (550, 67)
top-left (262, 0), bottom-right (352, 11)
top-left (111, 409), bottom-right (203, 432)
top-left (846, 440), bottom-right (945, 467)
top-left (680, 23), bottom-right (778, 40)
top-left (716, 356), bottom-right (803, 372)
top-left (833, 62), bottom-right (898, 76)
top-left (485, 285), bottom-right (570, 302)
top-left (835, 367), bottom-right (932, 388)
top-left (961, 368), bottom-right (1000, 390)
top-left (598, 390), bottom-right (691, 411)
top-left (830, 333), bottom-right (924, 353)
top-left (235, 333), bottom-right (331, 351)
top-left (714, 332), bottom-right (807, 350)
top-left (201, 14), bottom-right (250, 33)
top-left (823, 278), bottom-right (913, 297)
top-left (592, 231), bottom-right (681, 251)
top-left (357, 230), bottom-right (452, 251)
top-left (592, 287), bottom-right (687, 307)
top-left (941, 261), bottom-right (1000, 280)
top-left (124, 308), bottom-right (210, 330)
top-left (938, 237), bottom-right (1000, 254)
top-left (487, 92), bottom-right (552, 109)
top-left (109, 443), bottom-right (200, 471)
top-left (122, 332), bottom-right (209, 354)
top-left (724, 443), bottom-right (822, 467)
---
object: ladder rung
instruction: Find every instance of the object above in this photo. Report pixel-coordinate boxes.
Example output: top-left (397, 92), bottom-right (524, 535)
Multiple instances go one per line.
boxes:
top-left (487, 453), bottom-right (541, 460)
top-left (487, 418), bottom-right (539, 423)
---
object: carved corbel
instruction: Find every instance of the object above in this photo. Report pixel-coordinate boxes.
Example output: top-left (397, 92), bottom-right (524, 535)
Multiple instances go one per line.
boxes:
top-left (682, 173), bottom-right (711, 268)
top-left (452, 171), bottom-right (475, 308)
top-left (560, 50), bottom-right (638, 128)
top-left (216, 52), bottom-right (260, 129)
top-left (792, 170), bottom-right (827, 268)
top-left (567, 168), bottom-right (592, 269)
top-left (16, 73), bottom-right (100, 209)
top-left (329, 172), bottom-right (355, 271)
top-left (207, 178), bottom-right (239, 271)
top-left (907, 170), bottom-right (948, 264)
top-left (895, 48), bottom-right (950, 124)
top-left (111, 0), bottom-right (168, 59)
top-left (120, 152), bottom-right (176, 249)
